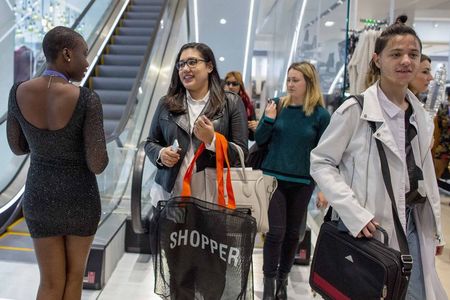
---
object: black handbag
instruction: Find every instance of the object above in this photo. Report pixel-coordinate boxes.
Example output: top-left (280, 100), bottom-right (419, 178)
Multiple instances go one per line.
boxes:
top-left (309, 95), bottom-right (413, 300)
top-left (246, 143), bottom-right (268, 170)
top-left (246, 98), bottom-right (283, 169)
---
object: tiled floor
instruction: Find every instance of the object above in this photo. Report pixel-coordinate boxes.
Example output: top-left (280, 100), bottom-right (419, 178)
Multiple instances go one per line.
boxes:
top-left (0, 200), bottom-right (449, 299)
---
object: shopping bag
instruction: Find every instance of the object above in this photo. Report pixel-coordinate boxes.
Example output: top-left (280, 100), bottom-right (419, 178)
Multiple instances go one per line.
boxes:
top-left (187, 135), bottom-right (277, 232)
top-left (152, 134), bottom-right (257, 300)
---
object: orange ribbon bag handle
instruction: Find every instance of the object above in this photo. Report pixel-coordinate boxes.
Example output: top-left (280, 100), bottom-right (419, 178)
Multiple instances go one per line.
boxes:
top-left (181, 133), bottom-right (236, 209)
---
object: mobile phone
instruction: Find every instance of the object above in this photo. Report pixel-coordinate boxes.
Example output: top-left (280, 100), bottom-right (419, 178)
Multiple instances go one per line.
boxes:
top-left (171, 139), bottom-right (180, 152)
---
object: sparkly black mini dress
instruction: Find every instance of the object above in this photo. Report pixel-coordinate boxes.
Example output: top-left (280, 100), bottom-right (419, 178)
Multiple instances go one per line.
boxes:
top-left (7, 83), bottom-right (108, 238)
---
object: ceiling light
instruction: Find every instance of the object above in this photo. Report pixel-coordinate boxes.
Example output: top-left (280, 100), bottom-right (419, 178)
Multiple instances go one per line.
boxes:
top-left (325, 21), bottom-right (335, 27)
top-left (337, 0), bottom-right (343, 4)
top-left (433, 22), bottom-right (439, 28)
top-left (219, 57), bottom-right (225, 62)
top-left (220, 18), bottom-right (227, 24)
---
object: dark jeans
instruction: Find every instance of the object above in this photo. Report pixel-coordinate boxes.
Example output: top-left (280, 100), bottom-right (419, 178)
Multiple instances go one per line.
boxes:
top-left (263, 180), bottom-right (315, 278)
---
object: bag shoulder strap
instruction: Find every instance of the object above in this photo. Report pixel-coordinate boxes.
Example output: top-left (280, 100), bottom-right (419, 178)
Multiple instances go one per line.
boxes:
top-left (353, 95), bottom-right (410, 256)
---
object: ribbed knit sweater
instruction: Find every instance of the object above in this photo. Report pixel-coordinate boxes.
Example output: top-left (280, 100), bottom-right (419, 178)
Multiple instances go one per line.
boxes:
top-left (254, 102), bottom-right (330, 184)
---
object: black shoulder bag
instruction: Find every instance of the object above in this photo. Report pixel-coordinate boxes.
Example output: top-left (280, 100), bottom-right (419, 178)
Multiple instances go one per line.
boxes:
top-left (246, 98), bottom-right (282, 169)
top-left (309, 95), bottom-right (413, 300)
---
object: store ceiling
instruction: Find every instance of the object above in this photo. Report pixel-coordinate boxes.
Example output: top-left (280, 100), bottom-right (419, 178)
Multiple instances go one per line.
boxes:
top-left (194, 0), bottom-right (450, 77)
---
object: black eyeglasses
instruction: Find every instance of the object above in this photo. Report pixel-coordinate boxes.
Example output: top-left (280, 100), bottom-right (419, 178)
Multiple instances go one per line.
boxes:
top-left (225, 81), bottom-right (240, 87)
top-left (176, 58), bottom-right (207, 70)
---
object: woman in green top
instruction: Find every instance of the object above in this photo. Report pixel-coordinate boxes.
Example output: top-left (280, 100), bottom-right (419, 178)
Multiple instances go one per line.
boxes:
top-left (255, 61), bottom-right (330, 300)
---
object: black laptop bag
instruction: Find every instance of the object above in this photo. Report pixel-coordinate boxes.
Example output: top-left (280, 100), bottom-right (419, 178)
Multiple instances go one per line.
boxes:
top-left (310, 218), bottom-right (412, 299)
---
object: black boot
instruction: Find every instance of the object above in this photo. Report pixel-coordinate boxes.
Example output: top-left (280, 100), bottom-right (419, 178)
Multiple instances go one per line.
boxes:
top-left (263, 277), bottom-right (276, 300)
top-left (275, 274), bottom-right (288, 300)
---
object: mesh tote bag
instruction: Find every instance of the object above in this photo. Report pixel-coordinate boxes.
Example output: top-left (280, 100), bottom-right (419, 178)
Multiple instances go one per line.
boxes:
top-left (152, 133), bottom-right (257, 300)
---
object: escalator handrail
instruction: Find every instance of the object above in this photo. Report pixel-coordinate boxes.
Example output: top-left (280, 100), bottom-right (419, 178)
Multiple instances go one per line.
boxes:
top-left (71, 0), bottom-right (98, 30)
top-left (131, 140), bottom-right (148, 234)
top-left (106, 0), bottom-right (169, 144)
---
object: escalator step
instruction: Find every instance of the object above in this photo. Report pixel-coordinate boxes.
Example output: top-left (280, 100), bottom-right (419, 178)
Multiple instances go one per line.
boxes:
top-left (96, 90), bottom-right (130, 105)
top-left (7, 217), bottom-right (28, 233)
top-left (103, 104), bottom-right (127, 120)
top-left (102, 54), bottom-right (143, 66)
top-left (112, 35), bottom-right (150, 46)
top-left (117, 27), bottom-right (154, 36)
top-left (125, 11), bottom-right (160, 19)
top-left (107, 45), bottom-right (147, 55)
top-left (121, 19), bottom-right (157, 27)
top-left (96, 65), bottom-right (139, 78)
top-left (129, 5), bottom-right (162, 12)
top-left (91, 77), bottom-right (135, 91)
top-left (133, 0), bottom-right (164, 5)
top-left (0, 233), bottom-right (32, 250)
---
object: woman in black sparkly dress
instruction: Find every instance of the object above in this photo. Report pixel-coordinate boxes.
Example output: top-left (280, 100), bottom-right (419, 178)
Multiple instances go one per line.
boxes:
top-left (7, 26), bottom-right (108, 299)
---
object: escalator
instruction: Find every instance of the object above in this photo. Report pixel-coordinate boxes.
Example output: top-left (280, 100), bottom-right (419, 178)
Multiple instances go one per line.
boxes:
top-left (90, 0), bottom-right (163, 138)
top-left (0, 0), bottom-right (184, 292)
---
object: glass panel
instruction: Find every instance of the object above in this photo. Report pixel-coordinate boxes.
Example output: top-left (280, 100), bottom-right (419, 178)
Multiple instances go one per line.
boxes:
top-left (253, 0), bottom-right (303, 100)
top-left (297, 0), bottom-right (348, 91)
top-left (74, 0), bottom-right (116, 45)
top-left (94, 0), bottom-right (181, 221)
top-left (0, 121), bottom-right (26, 193)
top-left (252, 0), bottom-right (349, 113)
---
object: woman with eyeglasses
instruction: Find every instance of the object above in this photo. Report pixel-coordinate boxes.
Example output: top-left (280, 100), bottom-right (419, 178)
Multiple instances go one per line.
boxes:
top-left (224, 71), bottom-right (257, 140)
top-left (255, 61), bottom-right (330, 299)
top-left (144, 42), bottom-right (248, 298)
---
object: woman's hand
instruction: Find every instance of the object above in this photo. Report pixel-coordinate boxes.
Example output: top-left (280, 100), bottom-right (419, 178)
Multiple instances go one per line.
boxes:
top-left (357, 219), bottom-right (379, 238)
top-left (194, 115), bottom-right (215, 145)
top-left (160, 147), bottom-right (181, 167)
top-left (248, 120), bottom-right (258, 132)
top-left (265, 100), bottom-right (278, 119)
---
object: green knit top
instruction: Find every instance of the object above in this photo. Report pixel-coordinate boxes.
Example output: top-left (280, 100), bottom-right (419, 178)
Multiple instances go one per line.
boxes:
top-left (254, 100), bottom-right (330, 184)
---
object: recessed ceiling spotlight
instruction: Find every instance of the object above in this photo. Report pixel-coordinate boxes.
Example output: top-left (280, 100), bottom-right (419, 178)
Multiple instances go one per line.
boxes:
top-left (220, 18), bottom-right (227, 24)
top-left (219, 56), bottom-right (225, 62)
top-left (433, 22), bottom-right (439, 28)
top-left (325, 21), bottom-right (335, 27)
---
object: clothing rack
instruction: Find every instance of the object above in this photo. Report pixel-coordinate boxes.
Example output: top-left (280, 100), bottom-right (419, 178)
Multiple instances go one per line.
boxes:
top-left (360, 18), bottom-right (388, 31)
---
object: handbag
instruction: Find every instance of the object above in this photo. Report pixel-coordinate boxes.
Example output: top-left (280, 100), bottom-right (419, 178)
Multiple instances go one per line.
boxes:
top-left (151, 134), bottom-right (257, 300)
top-left (185, 135), bottom-right (277, 233)
top-left (246, 97), bottom-right (283, 170)
top-left (309, 95), bottom-right (413, 300)
top-left (246, 143), bottom-right (268, 170)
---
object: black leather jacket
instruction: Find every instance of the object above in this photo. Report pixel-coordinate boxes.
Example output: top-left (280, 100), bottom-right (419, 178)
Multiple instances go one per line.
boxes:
top-left (144, 91), bottom-right (249, 193)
